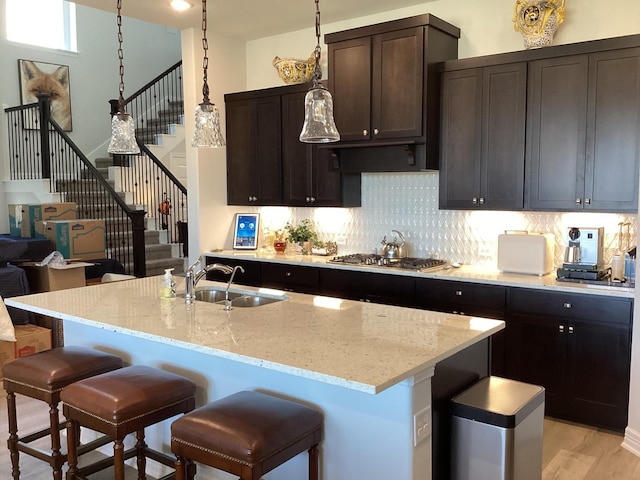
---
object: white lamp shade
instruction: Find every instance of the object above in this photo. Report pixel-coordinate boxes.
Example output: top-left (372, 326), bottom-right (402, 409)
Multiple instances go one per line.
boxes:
top-left (108, 113), bottom-right (140, 154)
top-left (299, 86), bottom-right (340, 143)
top-left (192, 102), bottom-right (225, 148)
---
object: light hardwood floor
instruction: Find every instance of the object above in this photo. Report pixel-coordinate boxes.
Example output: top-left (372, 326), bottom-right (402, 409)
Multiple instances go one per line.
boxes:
top-left (1, 393), bottom-right (640, 479)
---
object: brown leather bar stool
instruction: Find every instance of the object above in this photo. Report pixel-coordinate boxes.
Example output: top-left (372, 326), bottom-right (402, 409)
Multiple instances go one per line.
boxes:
top-left (61, 365), bottom-right (196, 480)
top-left (171, 390), bottom-right (323, 480)
top-left (2, 345), bottom-right (123, 480)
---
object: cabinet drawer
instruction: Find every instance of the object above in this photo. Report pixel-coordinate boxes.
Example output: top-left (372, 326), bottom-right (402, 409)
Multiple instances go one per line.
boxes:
top-left (416, 279), bottom-right (506, 314)
top-left (510, 288), bottom-right (632, 325)
top-left (321, 269), bottom-right (415, 307)
top-left (205, 257), bottom-right (261, 287)
top-left (261, 263), bottom-right (320, 293)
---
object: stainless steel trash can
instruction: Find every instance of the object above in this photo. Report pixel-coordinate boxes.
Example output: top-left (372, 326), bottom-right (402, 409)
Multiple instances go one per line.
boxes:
top-left (451, 376), bottom-right (545, 480)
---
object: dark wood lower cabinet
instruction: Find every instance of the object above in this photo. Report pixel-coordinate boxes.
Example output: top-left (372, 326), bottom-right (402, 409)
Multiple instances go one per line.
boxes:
top-left (205, 257), bottom-right (261, 287)
top-left (205, 256), bottom-right (633, 431)
top-left (507, 288), bottom-right (632, 431)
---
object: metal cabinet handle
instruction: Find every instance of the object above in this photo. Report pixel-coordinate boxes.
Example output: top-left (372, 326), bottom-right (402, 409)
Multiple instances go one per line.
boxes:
top-left (285, 272), bottom-right (291, 277)
top-left (563, 302), bottom-right (572, 309)
top-left (373, 128), bottom-right (379, 135)
top-left (310, 197), bottom-right (316, 203)
top-left (576, 198), bottom-right (582, 204)
top-left (248, 196), bottom-right (257, 202)
top-left (479, 198), bottom-right (485, 205)
top-left (559, 325), bottom-right (565, 333)
top-left (568, 326), bottom-right (574, 334)
top-left (472, 197), bottom-right (478, 204)
top-left (455, 290), bottom-right (463, 296)
top-left (585, 198), bottom-right (591, 205)
top-left (306, 197), bottom-right (310, 202)
top-left (363, 129), bottom-right (368, 136)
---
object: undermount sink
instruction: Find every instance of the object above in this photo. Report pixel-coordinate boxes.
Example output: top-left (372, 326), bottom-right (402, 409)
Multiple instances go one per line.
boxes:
top-left (178, 287), bottom-right (286, 307)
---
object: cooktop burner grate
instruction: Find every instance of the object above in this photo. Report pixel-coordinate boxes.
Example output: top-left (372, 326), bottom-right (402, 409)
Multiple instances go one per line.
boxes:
top-left (329, 254), bottom-right (447, 271)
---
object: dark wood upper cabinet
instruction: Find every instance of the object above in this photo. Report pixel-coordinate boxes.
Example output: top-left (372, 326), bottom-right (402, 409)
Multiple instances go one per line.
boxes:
top-left (225, 84), bottom-right (361, 207)
top-left (440, 63), bottom-right (527, 210)
top-left (527, 47), bottom-right (640, 212)
top-left (281, 91), bottom-right (361, 207)
top-left (326, 14), bottom-right (459, 172)
top-left (225, 95), bottom-right (282, 206)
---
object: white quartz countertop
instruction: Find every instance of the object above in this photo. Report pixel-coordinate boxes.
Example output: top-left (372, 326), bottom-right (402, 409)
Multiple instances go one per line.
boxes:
top-left (5, 276), bottom-right (503, 395)
top-left (206, 251), bottom-right (635, 299)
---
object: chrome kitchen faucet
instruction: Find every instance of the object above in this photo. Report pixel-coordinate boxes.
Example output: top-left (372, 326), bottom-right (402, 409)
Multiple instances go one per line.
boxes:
top-left (185, 256), bottom-right (233, 304)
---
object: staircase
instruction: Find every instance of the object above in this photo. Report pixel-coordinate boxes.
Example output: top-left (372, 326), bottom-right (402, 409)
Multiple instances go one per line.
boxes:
top-left (87, 99), bottom-right (187, 276)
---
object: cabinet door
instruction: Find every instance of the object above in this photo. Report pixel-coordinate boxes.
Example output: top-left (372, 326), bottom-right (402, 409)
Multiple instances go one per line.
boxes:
top-left (328, 37), bottom-right (372, 142)
top-left (282, 92), bottom-right (344, 207)
top-left (585, 48), bottom-right (640, 212)
top-left (480, 63), bottom-right (527, 209)
top-left (226, 99), bottom-right (256, 205)
top-left (226, 96), bottom-right (282, 205)
top-left (509, 314), bottom-right (567, 419)
top-left (371, 27), bottom-right (424, 139)
top-left (566, 320), bottom-right (631, 430)
top-left (321, 269), bottom-right (415, 307)
top-left (282, 91), bottom-right (313, 206)
top-left (527, 55), bottom-right (589, 210)
top-left (439, 69), bottom-right (483, 209)
top-left (205, 257), bottom-right (261, 287)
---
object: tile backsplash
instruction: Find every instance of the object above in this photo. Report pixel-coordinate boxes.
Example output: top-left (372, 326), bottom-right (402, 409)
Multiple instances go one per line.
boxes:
top-left (259, 172), bottom-right (637, 268)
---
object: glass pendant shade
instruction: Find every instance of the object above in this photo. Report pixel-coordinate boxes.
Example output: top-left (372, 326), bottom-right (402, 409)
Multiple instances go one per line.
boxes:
top-left (299, 85), bottom-right (340, 143)
top-left (108, 112), bottom-right (140, 154)
top-left (191, 101), bottom-right (225, 148)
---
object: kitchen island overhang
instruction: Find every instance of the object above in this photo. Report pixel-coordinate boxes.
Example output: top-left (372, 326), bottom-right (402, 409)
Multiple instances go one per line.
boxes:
top-left (5, 276), bottom-right (504, 480)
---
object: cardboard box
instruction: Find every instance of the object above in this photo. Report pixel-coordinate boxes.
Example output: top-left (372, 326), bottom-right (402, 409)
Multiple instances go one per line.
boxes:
top-left (0, 325), bottom-right (52, 380)
top-left (30, 202), bottom-right (77, 238)
top-left (7, 204), bottom-right (31, 237)
top-left (20, 262), bottom-right (91, 292)
top-left (43, 219), bottom-right (106, 260)
top-left (7, 203), bottom-right (77, 238)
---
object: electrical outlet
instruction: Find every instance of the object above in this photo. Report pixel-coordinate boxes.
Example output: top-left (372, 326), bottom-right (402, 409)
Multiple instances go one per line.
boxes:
top-left (413, 406), bottom-right (431, 446)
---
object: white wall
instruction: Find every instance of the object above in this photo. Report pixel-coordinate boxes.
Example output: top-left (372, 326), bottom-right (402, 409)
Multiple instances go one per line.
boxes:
top-left (0, 1), bottom-right (182, 232)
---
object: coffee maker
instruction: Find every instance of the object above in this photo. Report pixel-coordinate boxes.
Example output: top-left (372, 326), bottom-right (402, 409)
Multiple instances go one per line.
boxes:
top-left (557, 227), bottom-right (606, 280)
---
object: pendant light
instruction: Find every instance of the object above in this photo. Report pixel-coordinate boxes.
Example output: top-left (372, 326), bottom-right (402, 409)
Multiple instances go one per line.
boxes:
top-left (299, 0), bottom-right (340, 143)
top-left (191, 0), bottom-right (225, 148)
top-left (107, 0), bottom-right (140, 155)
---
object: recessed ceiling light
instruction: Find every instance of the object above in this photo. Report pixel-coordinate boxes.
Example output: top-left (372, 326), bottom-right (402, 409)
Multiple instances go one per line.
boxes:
top-left (170, 0), bottom-right (193, 12)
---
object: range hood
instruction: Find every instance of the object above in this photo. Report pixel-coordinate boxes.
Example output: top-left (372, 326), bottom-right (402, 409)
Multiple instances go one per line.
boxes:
top-left (325, 141), bottom-right (436, 173)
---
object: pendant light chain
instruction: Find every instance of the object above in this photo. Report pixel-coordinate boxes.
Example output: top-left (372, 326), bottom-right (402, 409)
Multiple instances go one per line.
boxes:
top-left (116, 0), bottom-right (126, 112)
top-left (312, 0), bottom-right (322, 86)
top-left (201, 0), bottom-right (210, 104)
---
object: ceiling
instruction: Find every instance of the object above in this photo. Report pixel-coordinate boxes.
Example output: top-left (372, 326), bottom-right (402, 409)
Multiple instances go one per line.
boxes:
top-left (72, 0), bottom-right (432, 40)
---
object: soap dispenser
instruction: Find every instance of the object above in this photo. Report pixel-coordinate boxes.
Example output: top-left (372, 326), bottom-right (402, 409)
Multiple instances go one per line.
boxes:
top-left (160, 268), bottom-right (176, 298)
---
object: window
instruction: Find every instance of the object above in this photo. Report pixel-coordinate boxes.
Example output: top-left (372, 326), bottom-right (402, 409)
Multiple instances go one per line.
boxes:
top-left (6, 0), bottom-right (77, 52)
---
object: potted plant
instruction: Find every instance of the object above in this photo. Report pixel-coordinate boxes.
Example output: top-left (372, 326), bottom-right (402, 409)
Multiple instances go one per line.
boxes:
top-left (284, 219), bottom-right (317, 255)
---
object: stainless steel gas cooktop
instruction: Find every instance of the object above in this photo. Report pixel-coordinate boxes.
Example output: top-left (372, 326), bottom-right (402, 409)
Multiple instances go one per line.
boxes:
top-left (329, 254), bottom-right (447, 271)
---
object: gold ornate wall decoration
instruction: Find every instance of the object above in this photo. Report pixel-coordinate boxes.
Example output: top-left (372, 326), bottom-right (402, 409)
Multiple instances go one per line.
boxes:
top-left (513, 0), bottom-right (566, 49)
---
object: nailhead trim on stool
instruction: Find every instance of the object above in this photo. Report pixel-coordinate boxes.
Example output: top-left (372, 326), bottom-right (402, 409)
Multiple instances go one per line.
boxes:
top-left (61, 365), bottom-right (196, 480)
top-left (2, 345), bottom-right (124, 480)
top-left (171, 390), bottom-right (323, 480)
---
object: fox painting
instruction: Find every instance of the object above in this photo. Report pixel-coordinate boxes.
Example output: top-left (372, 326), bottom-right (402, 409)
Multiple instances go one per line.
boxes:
top-left (19, 60), bottom-right (72, 131)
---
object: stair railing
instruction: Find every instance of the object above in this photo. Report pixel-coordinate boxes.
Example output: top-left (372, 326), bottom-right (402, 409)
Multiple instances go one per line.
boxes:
top-left (4, 95), bottom-right (147, 277)
top-left (108, 60), bottom-right (188, 246)
top-left (114, 61), bottom-right (184, 151)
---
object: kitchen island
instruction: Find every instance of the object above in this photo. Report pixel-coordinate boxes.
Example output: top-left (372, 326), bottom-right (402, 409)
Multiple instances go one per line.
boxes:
top-left (5, 276), bottom-right (503, 480)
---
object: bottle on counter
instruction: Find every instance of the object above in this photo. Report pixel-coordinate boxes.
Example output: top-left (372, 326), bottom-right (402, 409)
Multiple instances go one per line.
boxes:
top-left (160, 268), bottom-right (176, 298)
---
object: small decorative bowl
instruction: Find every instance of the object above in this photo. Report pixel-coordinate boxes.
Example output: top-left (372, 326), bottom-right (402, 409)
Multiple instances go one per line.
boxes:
top-left (272, 54), bottom-right (315, 84)
top-left (273, 241), bottom-right (287, 253)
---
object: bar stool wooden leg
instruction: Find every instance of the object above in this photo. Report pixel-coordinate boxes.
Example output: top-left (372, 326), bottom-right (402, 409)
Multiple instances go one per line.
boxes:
top-left (7, 391), bottom-right (20, 480)
top-left (135, 429), bottom-right (146, 480)
top-left (175, 455), bottom-right (186, 480)
top-left (66, 419), bottom-right (79, 480)
top-left (309, 445), bottom-right (319, 480)
top-left (114, 438), bottom-right (125, 480)
top-left (48, 402), bottom-right (63, 480)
